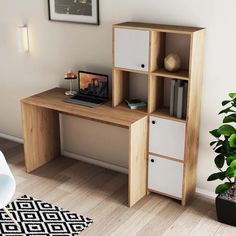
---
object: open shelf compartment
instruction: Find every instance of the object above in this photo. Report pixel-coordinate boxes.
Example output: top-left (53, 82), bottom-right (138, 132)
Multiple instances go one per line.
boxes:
top-left (148, 75), bottom-right (188, 122)
top-left (113, 69), bottom-right (149, 112)
top-left (149, 31), bottom-right (191, 79)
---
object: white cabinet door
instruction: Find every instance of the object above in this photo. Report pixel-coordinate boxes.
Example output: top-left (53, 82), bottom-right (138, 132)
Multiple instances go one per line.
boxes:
top-left (149, 117), bottom-right (186, 161)
top-left (114, 28), bottom-right (149, 72)
top-left (148, 155), bottom-right (183, 198)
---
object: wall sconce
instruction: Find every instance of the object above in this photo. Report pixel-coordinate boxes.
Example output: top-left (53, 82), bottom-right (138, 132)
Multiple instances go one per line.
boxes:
top-left (17, 26), bottom-right (29, 53)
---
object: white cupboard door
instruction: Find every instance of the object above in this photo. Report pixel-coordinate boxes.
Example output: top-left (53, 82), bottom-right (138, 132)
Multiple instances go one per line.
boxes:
top-left (148, 155), bottom-right (183, 198)
top-left (149, 117), bottom-right (186, 161)
top-left (114, 28), bottom-right (149, 72)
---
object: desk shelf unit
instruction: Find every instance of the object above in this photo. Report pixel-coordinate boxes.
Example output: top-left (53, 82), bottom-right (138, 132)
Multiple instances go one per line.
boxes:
top-left (112, 22), bottom-right (205, 205)
top-left (21, 22), bottom-right (205, 208)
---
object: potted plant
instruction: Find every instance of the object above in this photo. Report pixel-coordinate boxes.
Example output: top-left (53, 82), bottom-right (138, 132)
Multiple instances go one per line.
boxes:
top-left (208, 93), bottom-right (236, 226)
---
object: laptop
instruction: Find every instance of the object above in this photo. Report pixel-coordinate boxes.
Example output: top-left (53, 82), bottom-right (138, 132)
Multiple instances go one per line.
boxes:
top-left (65, 71), bottom-right (109, 108)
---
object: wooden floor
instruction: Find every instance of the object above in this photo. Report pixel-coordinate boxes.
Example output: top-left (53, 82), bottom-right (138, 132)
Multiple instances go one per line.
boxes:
top-left (1, 137), bottom-right (236, 236)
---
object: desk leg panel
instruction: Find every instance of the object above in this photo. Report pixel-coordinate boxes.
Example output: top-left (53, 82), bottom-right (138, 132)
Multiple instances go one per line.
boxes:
top-left (21, 103), bottom-right (61, 172)
top-left (128, 116), bottom-right (148, 207)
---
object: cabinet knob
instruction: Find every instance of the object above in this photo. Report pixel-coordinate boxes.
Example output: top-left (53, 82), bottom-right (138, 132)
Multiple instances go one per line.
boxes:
top-left (151, 159), bottom-right (154, 163)
top-left (141, 64), bottom-right (145, 68)
top-left (152, 120), bottom-right (156, 125)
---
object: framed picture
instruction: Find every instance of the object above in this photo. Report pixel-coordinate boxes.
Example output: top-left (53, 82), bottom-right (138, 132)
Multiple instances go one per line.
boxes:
top-left (48, 0), bottom-right (99, 25)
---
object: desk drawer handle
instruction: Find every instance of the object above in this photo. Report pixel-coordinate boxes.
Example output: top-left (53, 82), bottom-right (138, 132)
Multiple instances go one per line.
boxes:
top-left (141, 64), bottom-right (145, 68)
top-left (152, 120), bottom-right (156, 125)
top-left (151, 159), bottom-right (155, 163)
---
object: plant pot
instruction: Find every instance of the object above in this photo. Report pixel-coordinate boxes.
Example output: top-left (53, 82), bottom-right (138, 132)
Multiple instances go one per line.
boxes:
top-left (216, 191), bottom-right (236, 226)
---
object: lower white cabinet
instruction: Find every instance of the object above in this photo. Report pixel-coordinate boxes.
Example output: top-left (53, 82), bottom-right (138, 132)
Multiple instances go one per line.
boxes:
top-left (148, 155), bottom-right (183, 199)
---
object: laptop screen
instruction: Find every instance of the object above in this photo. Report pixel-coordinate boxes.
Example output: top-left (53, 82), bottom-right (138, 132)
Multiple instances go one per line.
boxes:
top-left (78, 71), bottom-right (109, 99)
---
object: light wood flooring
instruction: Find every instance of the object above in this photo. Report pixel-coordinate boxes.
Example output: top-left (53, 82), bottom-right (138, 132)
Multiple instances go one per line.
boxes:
top-left (1, 137), bottom-right (236, 235)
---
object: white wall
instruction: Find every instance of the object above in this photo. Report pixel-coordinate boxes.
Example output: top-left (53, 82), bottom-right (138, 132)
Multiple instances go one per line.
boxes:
top-left (0, 0), bottom-right (236, 195)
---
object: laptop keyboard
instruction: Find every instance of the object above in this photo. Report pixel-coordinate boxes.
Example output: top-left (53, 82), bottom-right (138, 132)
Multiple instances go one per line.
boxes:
top-left (71, 95), bottom-right (104, 104)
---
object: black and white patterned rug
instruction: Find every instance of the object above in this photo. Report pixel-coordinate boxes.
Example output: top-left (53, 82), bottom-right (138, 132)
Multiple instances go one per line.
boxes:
top-left (0, 195), bottom-right (93, 236)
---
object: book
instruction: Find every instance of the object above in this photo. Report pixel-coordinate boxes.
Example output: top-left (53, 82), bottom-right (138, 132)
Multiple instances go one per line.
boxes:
top-left (177, 85), bottom-right (184, 119)
top-left (169, 80), bottom-right (176, 116)
top-left (125, 99), bottom-right (146, 110)
top-left (182, 82), bottom-right (188, 118)
top-left (173, 80), bottom-right (183, 116)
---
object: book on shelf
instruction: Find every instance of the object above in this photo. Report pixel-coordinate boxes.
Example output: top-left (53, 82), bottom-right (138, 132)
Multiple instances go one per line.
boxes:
top-left (173, 80), bottom-right (183, 116)
top-left (169, 80), bottom-right (175, 116)
top-left (125, 99), bottom-right (146, 110)
top-left (177, 85), bottom-right (184, 119)
top-left (182, 82), bottom-right (188, 118)
top-left (169, 79), bottom-right (188, 119)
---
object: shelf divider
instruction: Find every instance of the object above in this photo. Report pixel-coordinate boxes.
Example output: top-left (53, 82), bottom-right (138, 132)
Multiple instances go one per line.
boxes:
top-left (151, 68), bottom-right (189, 80)
top-left (151, 107), bottom-right (186, 123)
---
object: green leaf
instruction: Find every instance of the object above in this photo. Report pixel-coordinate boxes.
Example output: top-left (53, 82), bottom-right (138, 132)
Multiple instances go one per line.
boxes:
top-left (209, 129), bottom-right (221, 138)
top-left (215, 155), bottom-right (225, 168)
top-left (226, 154), bottom-right (236, 165)
top-left (207, 172), bottom-right (225, 181)
top-left (229, 134), bottom-right (236, 147)
top-left (225, 167), bottom-right (235, 177)
top-left (217, 125), bottom-right (236, 136)
top-left (213, 140), bottom-right (224, 150)
top-left (229, 93), bottom-right (236, 100)
top-left (215, 146), bottom-right (223, 153)
top-left (223, 140), bottom-right (231, 153)
top-left (223, 114), bottom-right (236, 123)
top-left (219, 172), bottom-right (226, 180)
top-left (215, 183), bottom-right (233, 194)
top-left (219, 107), bottom-right (234, 115)
top-left (210, 140), bottom-right (223, 150)
top-left (230, 159), bottom-right (236, 169)
top-left (222, 100), bottom-right (231, 106)
top-left (210, 141), bottom-right (217, 146)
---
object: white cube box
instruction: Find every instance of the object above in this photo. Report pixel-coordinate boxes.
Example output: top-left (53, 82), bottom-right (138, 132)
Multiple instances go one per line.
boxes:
top-left (148, 155), bottom-right (183, 199)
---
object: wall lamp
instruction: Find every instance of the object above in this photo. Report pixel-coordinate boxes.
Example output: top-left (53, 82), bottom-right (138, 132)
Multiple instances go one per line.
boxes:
top-left (17, 26), bottom-right (29, 53)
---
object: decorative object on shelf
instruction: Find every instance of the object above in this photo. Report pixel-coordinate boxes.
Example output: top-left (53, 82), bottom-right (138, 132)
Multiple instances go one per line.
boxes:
top-left (48, 0), bottom-right (99, 25)
top-left (125, 99), bottom-right (146, 110)
top-left (64, 70), bottom-right (77, 96)
top-left (208, 92), bottom-right (236, 226)
top-left (164, 53), bottom-right (182, 72)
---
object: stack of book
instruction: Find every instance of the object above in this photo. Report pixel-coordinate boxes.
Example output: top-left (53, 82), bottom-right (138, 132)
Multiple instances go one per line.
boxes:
top-left (125, 99), bottom-right (147, 110)
top-left (169, 80), bottom-right (188, 119)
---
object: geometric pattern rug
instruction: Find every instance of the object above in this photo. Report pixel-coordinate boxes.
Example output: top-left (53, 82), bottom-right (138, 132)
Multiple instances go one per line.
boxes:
top-left (0, 195), bottom-right (93, 236)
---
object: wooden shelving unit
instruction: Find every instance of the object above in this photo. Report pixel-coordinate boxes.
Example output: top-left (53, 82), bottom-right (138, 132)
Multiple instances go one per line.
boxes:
top-left (112, 22), bottom-right (205, 205)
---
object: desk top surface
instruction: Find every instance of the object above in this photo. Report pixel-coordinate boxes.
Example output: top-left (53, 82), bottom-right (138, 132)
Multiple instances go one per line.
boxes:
top-left (21, 88), bottom-right (147, 128)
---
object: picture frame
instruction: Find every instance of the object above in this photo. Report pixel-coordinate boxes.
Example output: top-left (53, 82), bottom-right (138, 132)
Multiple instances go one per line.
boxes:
top-left (48, 0), bottom-right (99, 25)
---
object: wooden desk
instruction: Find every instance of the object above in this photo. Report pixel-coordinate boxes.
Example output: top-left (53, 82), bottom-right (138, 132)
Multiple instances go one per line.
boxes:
top-left (21, 88), bottom-right (148, 207)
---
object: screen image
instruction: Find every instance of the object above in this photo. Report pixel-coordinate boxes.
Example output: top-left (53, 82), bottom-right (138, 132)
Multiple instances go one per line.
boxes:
top-left (79, 72), bottom-right (108, 98)
top-left (55, 0), bottom-right (92, 16)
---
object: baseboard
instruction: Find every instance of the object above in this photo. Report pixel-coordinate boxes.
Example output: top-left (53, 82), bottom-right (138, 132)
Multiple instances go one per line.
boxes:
top-left (0, 131), bottom-right (128, 174)
top-left (0, 132), bottom-right (216, 199)
top-left (62, 151), bottom-right (128, 174)
top-left (0, 132), bottom-right (24, 144)
top-left (195, 187), bottom-right (215, 200)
